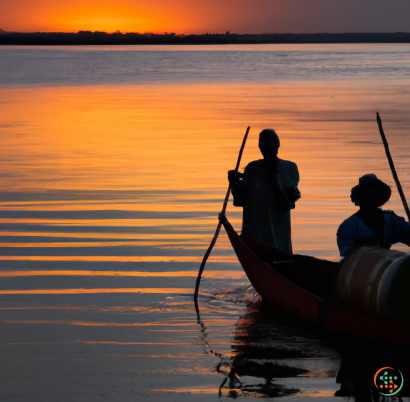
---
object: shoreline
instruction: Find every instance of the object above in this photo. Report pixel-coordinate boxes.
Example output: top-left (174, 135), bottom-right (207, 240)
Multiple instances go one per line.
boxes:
top-left (2, 32), bottom-right (410, 46)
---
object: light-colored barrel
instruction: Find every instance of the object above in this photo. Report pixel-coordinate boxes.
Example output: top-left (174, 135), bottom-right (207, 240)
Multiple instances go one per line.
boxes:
top-left (336, 246), bottom-right (410, 319)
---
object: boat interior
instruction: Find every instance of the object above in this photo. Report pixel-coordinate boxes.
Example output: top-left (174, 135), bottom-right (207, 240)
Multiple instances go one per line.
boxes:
top-left (241, 236), bottom-right (342, 300)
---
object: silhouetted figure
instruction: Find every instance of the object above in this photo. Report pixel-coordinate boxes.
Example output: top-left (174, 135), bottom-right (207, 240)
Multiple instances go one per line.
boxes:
top-left (337, 174), bottom-right (410, 258)
top-left (228, 129), bottom-right (300, 253)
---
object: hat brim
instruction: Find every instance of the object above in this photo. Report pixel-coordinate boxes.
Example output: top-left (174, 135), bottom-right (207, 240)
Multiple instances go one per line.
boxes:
top-left (351, 180), bottom-right (391, 207)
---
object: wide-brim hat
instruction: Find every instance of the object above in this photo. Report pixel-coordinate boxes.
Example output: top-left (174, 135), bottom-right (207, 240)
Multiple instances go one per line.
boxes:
top-left (351, 174), bottom-right (391, 207)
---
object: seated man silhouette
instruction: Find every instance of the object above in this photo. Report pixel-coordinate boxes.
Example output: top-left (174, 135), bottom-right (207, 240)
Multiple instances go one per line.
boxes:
top-left (337, 173), bottom-right (410, 258)
top-left (228, 129), bottom-right (300, 254)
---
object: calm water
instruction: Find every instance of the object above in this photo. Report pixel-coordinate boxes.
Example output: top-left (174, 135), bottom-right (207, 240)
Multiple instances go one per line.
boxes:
top-left (1, 44), bottom-right (410, 401)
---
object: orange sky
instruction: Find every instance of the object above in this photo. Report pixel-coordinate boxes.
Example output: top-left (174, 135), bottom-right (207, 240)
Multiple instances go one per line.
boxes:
top-left (1, 0), bottom-right (410, 34)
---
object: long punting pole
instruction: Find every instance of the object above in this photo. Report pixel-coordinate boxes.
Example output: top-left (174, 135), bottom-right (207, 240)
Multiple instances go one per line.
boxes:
top-left (194, 126), bottom-right (251, 314)
top-left (377, 112), bottom-right (410, 221)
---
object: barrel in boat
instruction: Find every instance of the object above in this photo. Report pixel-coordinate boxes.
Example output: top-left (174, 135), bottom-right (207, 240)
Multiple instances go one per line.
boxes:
top-left (336, 246), bottom-right (410, 319)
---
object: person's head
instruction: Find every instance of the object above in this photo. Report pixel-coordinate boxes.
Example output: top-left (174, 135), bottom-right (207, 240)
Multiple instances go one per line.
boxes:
top-left (350, 174), bottom-right (391, 209)
top-left (259, 129), bottom-right (280, 160)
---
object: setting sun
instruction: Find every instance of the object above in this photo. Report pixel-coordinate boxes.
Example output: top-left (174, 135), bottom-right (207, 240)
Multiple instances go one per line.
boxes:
top-left (44, 3), bottom-right (180, 33)
top-left (1, 0), bottom-right (186, 33)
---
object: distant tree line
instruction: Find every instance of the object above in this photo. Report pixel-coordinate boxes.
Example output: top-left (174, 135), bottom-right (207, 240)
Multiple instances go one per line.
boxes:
top-left (1, 31), bottom-right (410, 45)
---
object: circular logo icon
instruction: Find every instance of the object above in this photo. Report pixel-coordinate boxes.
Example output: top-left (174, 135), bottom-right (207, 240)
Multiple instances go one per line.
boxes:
top-left (374, 367), bottom-right (404, 396)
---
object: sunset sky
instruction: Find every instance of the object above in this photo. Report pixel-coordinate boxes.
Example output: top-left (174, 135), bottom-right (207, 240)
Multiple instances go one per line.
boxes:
top-left (1, 0), bottom-right (410, 34)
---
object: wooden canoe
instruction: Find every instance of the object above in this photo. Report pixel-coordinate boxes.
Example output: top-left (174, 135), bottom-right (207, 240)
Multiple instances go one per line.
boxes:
top-left (222, 217), bottom-right (410, 346)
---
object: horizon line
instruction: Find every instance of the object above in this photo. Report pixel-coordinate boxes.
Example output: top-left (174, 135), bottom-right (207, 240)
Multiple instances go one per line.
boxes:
top-left (2, 30), bottom-right (410, 36)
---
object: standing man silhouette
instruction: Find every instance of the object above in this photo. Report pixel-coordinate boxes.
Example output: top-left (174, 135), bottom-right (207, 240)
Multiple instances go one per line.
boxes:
top-left (228, 129), bottom-right (300, 254)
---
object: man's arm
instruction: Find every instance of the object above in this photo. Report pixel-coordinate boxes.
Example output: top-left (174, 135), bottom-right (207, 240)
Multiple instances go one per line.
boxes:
top-left (337, 234), bottom-right (355, 258)
top-left (391, 211), bottom-right (410, 246)
top-left (283, 162), bottom-right (301, 209)
top-left (228, 170), bottom-right (245, 207)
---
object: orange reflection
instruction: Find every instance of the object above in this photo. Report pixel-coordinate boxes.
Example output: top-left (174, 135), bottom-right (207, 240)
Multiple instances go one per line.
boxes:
top-left (0, 83), bottom-right (380, 193)
top-left (0, 218), bottom-right (216, 226)
top-left (2, 82), bottom-right (410, 200)
top-left (0, 241), bottom-right (209, 247)
top-left (0, 269), bottom-right (243, 279)
top-left (0, 202), bottom-right (220, 212)
top-left (0, 256), bottom-right (237, 262)
top-left (0, 192), bottom-right (219, 206)
top-left (2, 82), bottom-right (410, 259)
top-left (0, 232), bottom-right (211, 239)
top-left (0, 288), bottom-right (192, 295)
top-left (0, 306), bottom-right (194, 313)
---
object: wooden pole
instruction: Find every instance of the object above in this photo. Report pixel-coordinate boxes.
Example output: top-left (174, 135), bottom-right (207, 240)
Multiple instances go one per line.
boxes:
top-left (194, 126), bottom-right (251, 314)
top-left (376, 112), bottom-right (410, 221)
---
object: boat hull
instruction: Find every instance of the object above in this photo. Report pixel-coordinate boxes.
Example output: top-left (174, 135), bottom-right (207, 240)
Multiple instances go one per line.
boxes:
top-left (222, 219), bottom-right (410, 346)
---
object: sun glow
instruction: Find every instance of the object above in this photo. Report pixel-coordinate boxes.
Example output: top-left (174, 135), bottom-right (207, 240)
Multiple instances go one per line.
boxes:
top-left (46, 4), bottom-right (175, 33)
top-left (0, 0), bottom-right (186, 33)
